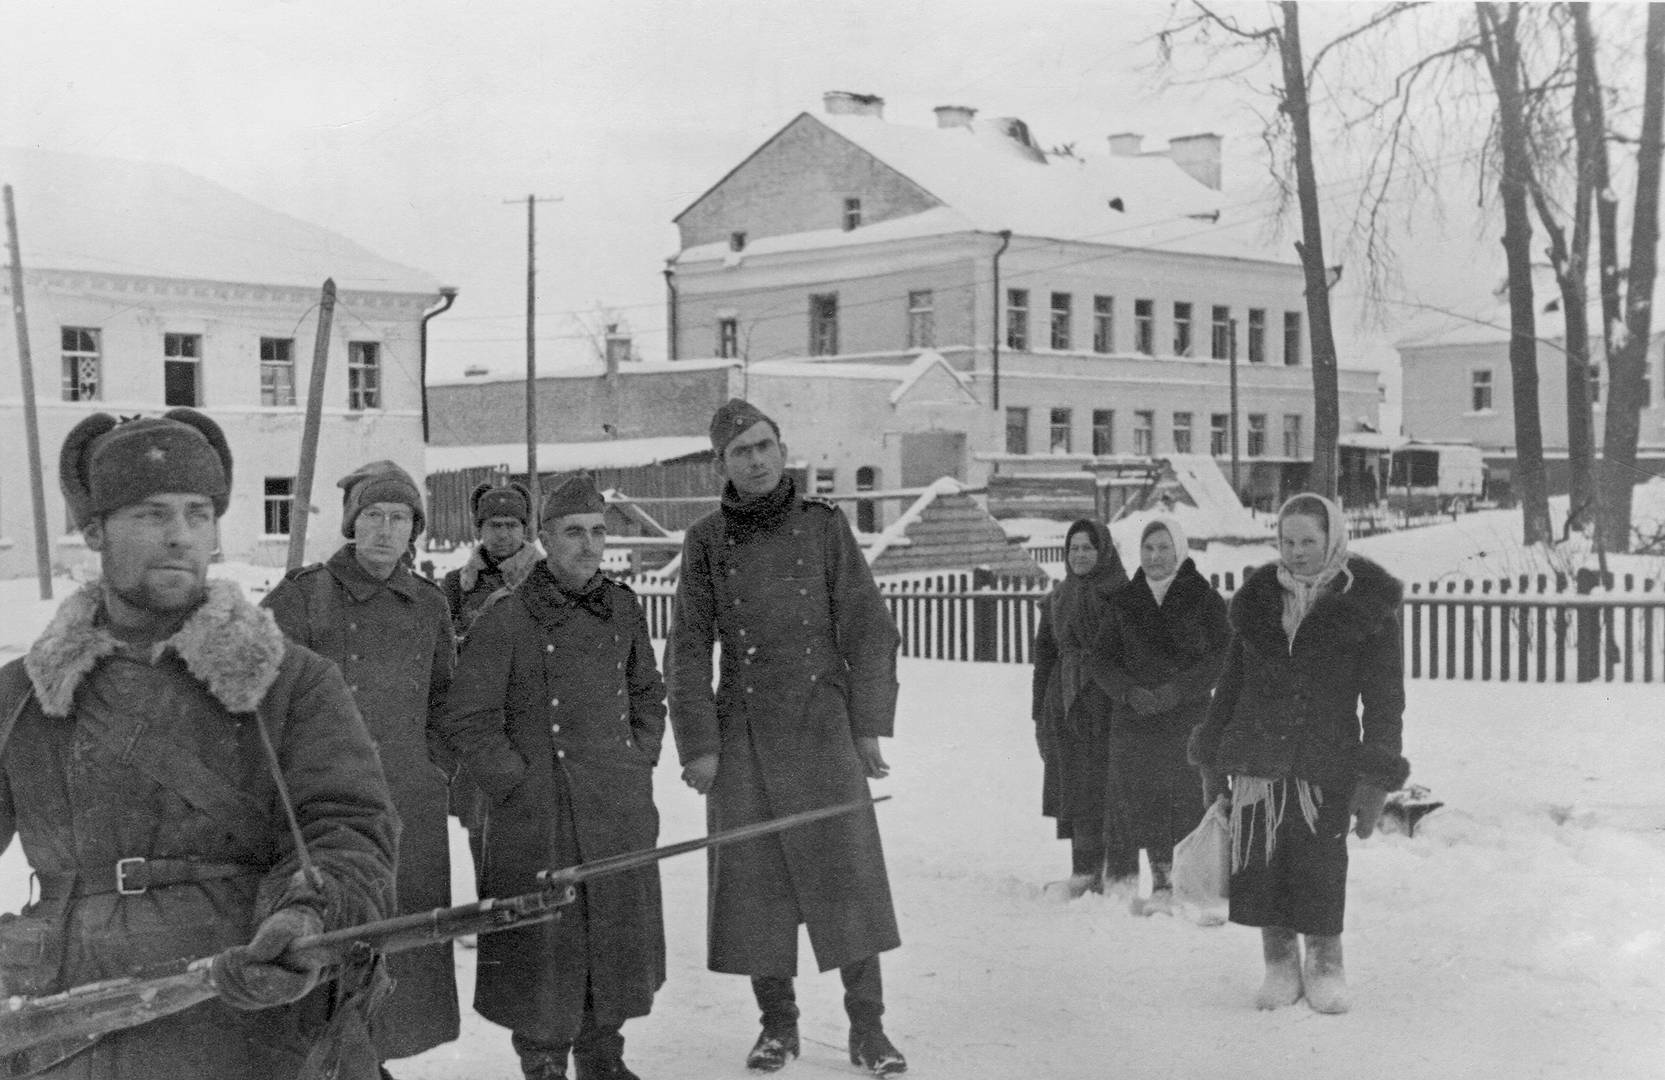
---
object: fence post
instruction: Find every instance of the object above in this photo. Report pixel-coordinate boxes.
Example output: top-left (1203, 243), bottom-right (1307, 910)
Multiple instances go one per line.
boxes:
top-left (971, 567), bottom-right (998, 663)
top-left (1575, 568), bottom-right (1600, 682)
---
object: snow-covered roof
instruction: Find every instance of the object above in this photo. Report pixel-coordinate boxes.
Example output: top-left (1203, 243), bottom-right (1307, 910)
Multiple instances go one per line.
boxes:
top-left (0, 146), bottom-right (439, 295)
top-left (430, 357), bottom-right (740, 388)
top-left (676, 112), bottom-right (1290, 266)
top-left (746, 349), bottom-right (977, 406)
top-left (426, 436), bottom-right (710, 473)
top-left (1395, 277), bottom-right (1665, 351)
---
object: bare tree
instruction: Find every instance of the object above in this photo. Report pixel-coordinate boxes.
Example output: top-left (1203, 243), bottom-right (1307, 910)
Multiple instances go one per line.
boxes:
top-left (1476, 2), bottom-right (1554, 545)
top-left (1596, 4), bottom-right (1665, 553)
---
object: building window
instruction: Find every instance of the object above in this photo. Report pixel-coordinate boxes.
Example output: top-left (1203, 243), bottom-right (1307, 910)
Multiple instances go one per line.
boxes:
top-left (348, 341), bottom-right (381, 410)
top-left (1092, 295), bottom-right (1114, 354)
top-left (1134, 299), bottom-right (1154, 355)
top-left (260, 337), bottom-right (296, 406)
top-left (1049, 292), bottom-right (1072, 350)
top-left (1049, 408), bottom-right (1072, 453)
top-left (1172, 411), bottom-right (1193, 454)
top-left (729, 231), bottom-right (747, 252)
top-left (1211, 413), bottom-right (1229, 457)
top-left (1091, 409), bottom-right (1114, 455)
top-left (1284, 311), bottom-right (1303, 365)
top-left (1283, 414), bottom-right (1303, 458)
top-left (164, 332), bottom-right (202, 407)
top-left (843, 198), bottom-right (862, 231)
top-left (1173, 302), bottom-right (1193, 357)
top-left (814, 467), bottom-right (836, 495)
top-left (1005, 407), bottom-right (1030, 454)
top-left (1589, 363), bottom-right (1601, 403)
top-left (907, 290), bottom-right (935, 349)
top-left (1133, 410), bottom-right (1155, 455)
top-left (856, 466), bottom-right (878, 532)
top-left (717, 317), bottom-right (739, 359)
top-left (1471, 369), bottom-right (1493, 412)
top-left (263, 477), bottom-right (295, 536)
top-left (1006, 288), bottom-right (1029, 350)
top-left (61, 326), bottom-right (101, 401)
top-left (1247, 414), bottom-right (1267, 457)
top-left (809, 294), bottom-right (839, 356)
top-left (1248, 309), bottom-right (1266, 364)
top-left (1211, 306), bottom-right (1231, 360)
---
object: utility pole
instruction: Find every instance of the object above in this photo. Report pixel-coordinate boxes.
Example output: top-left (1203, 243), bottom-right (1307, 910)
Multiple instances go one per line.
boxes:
top-left (4, 185), bottom-right (51, 599)
top-left (507, 194), bottom-right (562, 524)
top-left (288, 279), bottom-right (337, 571)
top-left (1229, 317), bottom-right (1241, 496)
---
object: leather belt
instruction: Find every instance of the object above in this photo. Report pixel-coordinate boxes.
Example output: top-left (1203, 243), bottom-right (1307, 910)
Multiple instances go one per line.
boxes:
top-left (36, 857), bottom-right (262, 899)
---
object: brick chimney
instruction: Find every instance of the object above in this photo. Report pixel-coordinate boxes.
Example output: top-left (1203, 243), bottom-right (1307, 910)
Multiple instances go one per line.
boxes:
top-left (1107, 132), bottom-right (1143, 157)
top-left (934, 104), bottom-right (977, 129)
top-left (1167, 133), bottom-right (1223, 190)
top-left (823, 91), bottom-right (885, 119)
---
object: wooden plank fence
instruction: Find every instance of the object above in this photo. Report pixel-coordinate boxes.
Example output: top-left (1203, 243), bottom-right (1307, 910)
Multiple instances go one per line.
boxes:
top-left (619, 564), bottom-right (1664, 683)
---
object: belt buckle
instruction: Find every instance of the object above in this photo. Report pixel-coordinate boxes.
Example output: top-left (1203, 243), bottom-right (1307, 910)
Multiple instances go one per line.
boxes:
top-left (115, 856), bottom-right (148, 896)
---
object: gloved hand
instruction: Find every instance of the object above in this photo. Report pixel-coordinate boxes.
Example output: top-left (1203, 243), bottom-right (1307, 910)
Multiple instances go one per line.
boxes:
top-left (1350, 782), bottom-right (1390, 839)
top-left (466, 744), bottom-right (529, 805)
top-left (854, 736), bottom-right (891, 780)
top-left (681, 753), bottom-right (719, 795)
top-left (210, 907), bottom-right (325, 1011)
top-left (1126, 686), bottom-right (1159, 715)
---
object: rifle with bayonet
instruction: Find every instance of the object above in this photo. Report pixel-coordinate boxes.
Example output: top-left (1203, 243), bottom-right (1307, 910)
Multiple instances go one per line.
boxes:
top-left (1, 796), bottom-right (887, 1066)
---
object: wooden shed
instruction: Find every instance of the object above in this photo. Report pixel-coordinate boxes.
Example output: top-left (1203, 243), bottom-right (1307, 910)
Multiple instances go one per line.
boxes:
top-left (865, 479), bottom-right (1047, 580)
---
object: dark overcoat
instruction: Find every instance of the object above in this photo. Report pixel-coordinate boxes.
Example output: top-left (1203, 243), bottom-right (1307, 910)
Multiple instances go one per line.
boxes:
top-left (441, 540), bottom-right (542, 643)
top-left (1189, 555), bottom-right (1410, 795)
top-left (439, 561), bottom-right (666, 1035)
top-left (0, 580), bottom-right (397, 1080)
top-left (1090, 560), bottom-right (1229, 854)
top-left (1030, 520), bottom-right (1126, 840)
top-left (666, 479), bottom-right (900, 975)
top-left (262, 545), bottom-right (459, 1060)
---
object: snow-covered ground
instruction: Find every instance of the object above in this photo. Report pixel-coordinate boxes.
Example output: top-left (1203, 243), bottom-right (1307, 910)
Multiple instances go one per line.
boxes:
top-left (2, 510), bottom-right (1662, 1078)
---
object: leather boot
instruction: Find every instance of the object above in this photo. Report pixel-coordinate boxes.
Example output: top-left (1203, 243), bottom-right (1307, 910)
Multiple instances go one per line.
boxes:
top-left (1254, 926), bottom-right (1303, 1010)
top-left (1303, 933), bottom-right (1351, 1014)
top-left (512, 1031), bottom-right (571, 1080)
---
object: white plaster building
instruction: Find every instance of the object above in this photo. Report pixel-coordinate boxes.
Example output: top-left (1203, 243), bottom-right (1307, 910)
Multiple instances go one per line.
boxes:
top-left (0, 147), bottom-right (449, 578)
top-left (665, 93), bottom-right (1381, 510)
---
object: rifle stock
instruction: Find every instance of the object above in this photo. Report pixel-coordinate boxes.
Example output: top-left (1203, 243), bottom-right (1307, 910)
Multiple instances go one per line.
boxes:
top-left (1, 796), bottom-right (886, 1059)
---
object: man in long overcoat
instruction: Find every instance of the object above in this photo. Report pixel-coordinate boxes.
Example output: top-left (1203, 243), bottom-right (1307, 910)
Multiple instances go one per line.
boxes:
top-left (666, 399), bottom-right (906, 1077)
top-left (0, 409), bottom-right (397, 1080)
top-left (440, 474), bottom-right (667, 1080)
top-left (263, 459), bottom-right (459, 1075)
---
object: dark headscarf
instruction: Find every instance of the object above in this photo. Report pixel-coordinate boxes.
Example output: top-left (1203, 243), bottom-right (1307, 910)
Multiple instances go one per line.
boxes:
top-left (1049, 518), bottom-right (1127, 717)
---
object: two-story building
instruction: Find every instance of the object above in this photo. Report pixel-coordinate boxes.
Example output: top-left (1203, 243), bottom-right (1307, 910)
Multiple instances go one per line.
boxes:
top-left (665, 92), bottom-right (1380, 510)
top-left (0, 147), bottom-right (449, 578)
top-left (1396, 268), bottom-right (1665, 499)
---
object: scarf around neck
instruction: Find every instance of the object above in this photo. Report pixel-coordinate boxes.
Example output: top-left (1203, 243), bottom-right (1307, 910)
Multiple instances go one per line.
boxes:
top-left (1274, 493), bottom-right (1352, 647)
top-left (1139, 515), bottom-right (1189, 607)
top-left (720, 474), bottom-right (797, 542)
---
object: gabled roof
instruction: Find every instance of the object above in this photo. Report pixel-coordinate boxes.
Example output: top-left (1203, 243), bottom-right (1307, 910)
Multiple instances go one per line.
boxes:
top-left (676, 111), bottom-right (1290, 265)
top-left (746, 348), bottom-right (979, 407)
top-left (426, 436), bottom-right (709, 473)
top-left (0, 146), bottom-right (438, 295)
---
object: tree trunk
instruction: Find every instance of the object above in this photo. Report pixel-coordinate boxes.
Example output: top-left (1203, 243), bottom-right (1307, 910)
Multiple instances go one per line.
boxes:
top-left (1597, 4), bottom-right (1665, 554)
top-left (1479, 3), bottom-right (1553, 545)
top-left (1281, 1), bottom-right (1342, 499)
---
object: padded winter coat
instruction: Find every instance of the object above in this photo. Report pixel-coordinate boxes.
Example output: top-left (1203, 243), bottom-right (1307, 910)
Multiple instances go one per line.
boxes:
top-left (1189, 556), bottom-right (1410, 794)
top-left (263, 546), bottom-right (459, 1060)
top-left (0, 580), bottom-right (397, 1080)
top-left (439, 561), bottom-right (667, 1035)
top-left (666, 477), bottom-right (900, 975)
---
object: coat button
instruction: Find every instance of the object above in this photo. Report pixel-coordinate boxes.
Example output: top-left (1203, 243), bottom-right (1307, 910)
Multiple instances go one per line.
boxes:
top-left (746, 686), bottom-right (754, 694)
top-left (738, 628), bottom-right (747, 637)
top-left (552, 724), bottom-right (561, 733)
top-left (556, 749), bottom-right (566, 759)
top-left (733, 599), bottom-right (741, 607)
top-left (550, 697), bottom-right (560, 707)
top-left (809, 674), bottom-right (818, 682)
top-left (617, 661), bottom-right (625, 670)
top-left (546, 644), bottom-right (554, 653)
top-left (620, 713), bottom-right (628, 723)
top-left (747, 646), bottom-right (758, 655)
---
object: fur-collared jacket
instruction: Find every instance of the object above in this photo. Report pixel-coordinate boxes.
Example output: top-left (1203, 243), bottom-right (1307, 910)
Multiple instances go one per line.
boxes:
top-left (1089, 559), bottom-right (1229, 722)
top-left (440, 540), bottom-right (542, 643)
top-left (1189, 556), bottom-right (1410, 794)
top-left (0, 579), bottom-right (397, 1080)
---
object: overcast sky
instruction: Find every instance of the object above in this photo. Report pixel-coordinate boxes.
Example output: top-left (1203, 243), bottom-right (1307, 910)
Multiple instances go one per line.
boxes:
top-left (0, 0), bottom-right (1566, 383)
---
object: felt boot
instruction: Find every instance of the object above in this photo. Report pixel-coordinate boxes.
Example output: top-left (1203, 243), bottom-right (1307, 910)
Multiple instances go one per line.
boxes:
top-left (1255, 926), bottom-right (1304, 1010)
top-left (849, 1027), bottom-right (908, 1077)
top-left (1303, 933), bottom-right (1351, 1014)
top-left (745, 1028), bottom-right (799, 1072)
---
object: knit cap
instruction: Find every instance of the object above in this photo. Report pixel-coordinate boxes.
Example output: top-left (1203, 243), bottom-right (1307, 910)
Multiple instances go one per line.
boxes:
top-left (339, 460), bottom-right (425, 537)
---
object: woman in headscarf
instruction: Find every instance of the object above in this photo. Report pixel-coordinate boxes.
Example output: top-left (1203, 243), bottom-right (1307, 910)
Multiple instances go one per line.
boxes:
top-left (1188, 493), bottom-right (1408, 1014)
top-left (1030, 518), bottom-right (1135, 898)
top-left (1090, 517), bottom-right (1229, 915)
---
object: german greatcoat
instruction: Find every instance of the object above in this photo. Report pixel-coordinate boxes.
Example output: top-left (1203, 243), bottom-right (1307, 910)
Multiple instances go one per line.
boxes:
top-left (0, 579), bottom-right (397, 1080)
top-left (666, 477), bottom-right (900, 975)
top-left (438, 560), bottom-right (667, 1036)
top-left (1089, 559), bottom-right (1229, 856)
top-left (1189, 556), bottom-right (1410, 794)
top-left (262, 545), bottom-right (459, 1060)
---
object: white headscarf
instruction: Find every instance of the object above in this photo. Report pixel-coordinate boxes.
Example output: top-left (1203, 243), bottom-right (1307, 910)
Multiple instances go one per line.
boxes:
top-left (1140, 516), bottom-right (1189, 606)
top-left (1275, 493), bottom-right (1352, 646)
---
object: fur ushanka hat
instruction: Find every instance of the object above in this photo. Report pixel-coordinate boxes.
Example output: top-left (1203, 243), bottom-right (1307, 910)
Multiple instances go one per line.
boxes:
top-left (59, 409), bottom-right (232, 527)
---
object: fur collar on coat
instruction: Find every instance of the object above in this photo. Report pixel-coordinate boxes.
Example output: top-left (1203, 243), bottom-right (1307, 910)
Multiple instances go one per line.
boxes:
top-left (24, 579), bottom-right (287, 718)
top-left (1230, 554), bottom-right (1402, 656)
